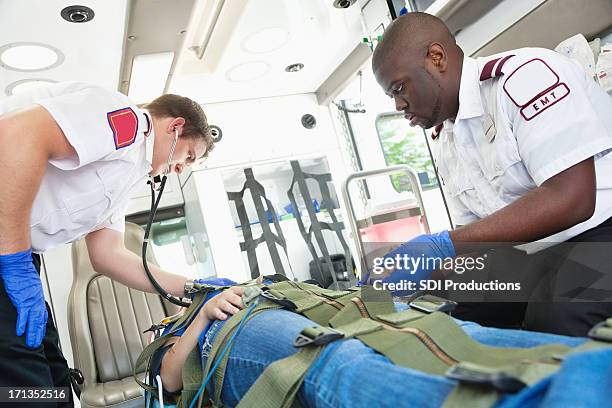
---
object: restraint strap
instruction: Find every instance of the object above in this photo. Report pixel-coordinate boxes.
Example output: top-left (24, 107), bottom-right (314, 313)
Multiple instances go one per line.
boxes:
top-left (442, 317), bottom-right (612, 408)
top-left (236, 321), bottom-right (381, 408)
top-left (206, 289), bottom-right (301, 408)
top-left (228, 188), bottom-right (259, 278)
top-left (135, 289), bottom-right (217, 397)
top-left (228, 168), bottom-right (293, 279)
top-left (288, 160), bottom-right (353, 288)
top-left (238, 298), bottom-right (587, 408)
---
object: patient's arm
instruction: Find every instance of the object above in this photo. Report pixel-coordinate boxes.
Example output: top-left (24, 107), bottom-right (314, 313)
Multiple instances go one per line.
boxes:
top-left (160, 286), bottom-right (245, 392)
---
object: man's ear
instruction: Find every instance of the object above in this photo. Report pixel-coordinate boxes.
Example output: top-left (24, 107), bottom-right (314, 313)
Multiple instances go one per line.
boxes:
top-left (427, 43), bottom-right (447, 72)
top-left (168, 117), bottom-right (186, 133)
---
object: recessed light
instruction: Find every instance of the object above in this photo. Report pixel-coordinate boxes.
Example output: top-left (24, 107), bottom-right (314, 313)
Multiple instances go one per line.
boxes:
top-left (0, 42), bottom-right (64, 72)
top-left (285, 63), bottom-right (304, 73)
top-left (226, 62), bottom-right (270, 82)
top-left (242, 28), bottom-right (289, 54)
top-left (61, 5), bottom-right (95, 23)
top-left (333, 0), bottom-right (357, 8)
top-left (5, 79), bottom-right (56, 96)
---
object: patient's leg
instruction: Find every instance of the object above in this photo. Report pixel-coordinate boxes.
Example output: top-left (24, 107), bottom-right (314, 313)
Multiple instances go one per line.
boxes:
top-left (204, 309), bottom-right (586, 408)
top-left (209, 309), bottom-right (456, 408)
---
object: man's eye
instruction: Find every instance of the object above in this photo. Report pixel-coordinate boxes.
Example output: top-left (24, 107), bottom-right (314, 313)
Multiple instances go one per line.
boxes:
top-left (393, 83), bottom-right (404, 94)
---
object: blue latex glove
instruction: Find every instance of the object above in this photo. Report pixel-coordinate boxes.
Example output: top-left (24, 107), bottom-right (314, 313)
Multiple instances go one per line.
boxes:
top-left (0, 249), bottom-right (48, 348)
top-left (194, 277), bottom-right (237, 287)
top-left (363, 230), bottom-right (456, 294)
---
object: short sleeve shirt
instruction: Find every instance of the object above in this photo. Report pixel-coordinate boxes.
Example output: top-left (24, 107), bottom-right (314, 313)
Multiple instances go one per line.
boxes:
top-left (431, 48), bottom-right (612, 248)
top-left (0, 82), bottom-right (153, 252)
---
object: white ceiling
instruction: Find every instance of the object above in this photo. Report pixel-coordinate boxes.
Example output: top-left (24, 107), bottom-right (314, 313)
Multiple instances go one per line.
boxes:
top-left (167, 0), bottom-right (367, 104)
top-left (0, 0), bottom-right (128, 95)
top-left (0, 1), bottom-right (372, 104)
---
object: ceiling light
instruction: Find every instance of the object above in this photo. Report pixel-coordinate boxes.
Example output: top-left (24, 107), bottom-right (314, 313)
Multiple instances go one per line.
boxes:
top-left (0, 42), bottom-right (64, 72)
top-left (128, 52), bottom-right (175, 104)
top-left (242, 28), bottom-right (290, 54)
top-left (5, 79), bottom-right (56, 96)
top-left (285, 63), bottom-right (304, 73)
top-left (226, 62), bottom-right (270, 82)
top-left (333, 0), bottom-right (357, 8)
top-left (61, 5), bottom-right (95, 23)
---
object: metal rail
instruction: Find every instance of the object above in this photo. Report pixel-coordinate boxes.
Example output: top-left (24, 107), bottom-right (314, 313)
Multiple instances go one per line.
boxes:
top-left (341, 165), bottom-right (429, 277)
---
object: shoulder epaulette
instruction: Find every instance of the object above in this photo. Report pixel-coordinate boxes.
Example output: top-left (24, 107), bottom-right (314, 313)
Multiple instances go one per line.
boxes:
top-left (479, 54), bottom-right (515, 81)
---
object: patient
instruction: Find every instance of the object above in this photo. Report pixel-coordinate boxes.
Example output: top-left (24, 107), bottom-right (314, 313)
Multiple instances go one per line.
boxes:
top-left (152, 286), bottom-right (612, 408)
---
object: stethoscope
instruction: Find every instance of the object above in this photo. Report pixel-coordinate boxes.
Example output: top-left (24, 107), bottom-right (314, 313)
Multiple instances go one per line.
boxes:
top-left (142, 128), bottom-right (192, 307)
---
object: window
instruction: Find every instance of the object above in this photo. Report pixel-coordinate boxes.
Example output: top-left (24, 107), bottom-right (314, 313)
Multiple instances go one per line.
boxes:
top-left (375, 112), bottom-right (438, 192)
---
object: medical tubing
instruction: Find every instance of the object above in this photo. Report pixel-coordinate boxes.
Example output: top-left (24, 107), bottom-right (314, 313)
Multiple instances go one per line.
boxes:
top-left (142, 175), bottom-right (191, 307)
top-left (189, 302), bottom-right (257, 408)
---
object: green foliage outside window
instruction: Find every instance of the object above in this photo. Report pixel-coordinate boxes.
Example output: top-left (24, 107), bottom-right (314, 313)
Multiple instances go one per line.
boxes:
top-left (375, 113), bottom-right (438, 192)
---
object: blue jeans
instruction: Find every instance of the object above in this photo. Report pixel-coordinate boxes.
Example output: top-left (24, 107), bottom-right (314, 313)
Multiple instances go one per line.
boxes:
top-left (199, 305), bottom-right (612, 408)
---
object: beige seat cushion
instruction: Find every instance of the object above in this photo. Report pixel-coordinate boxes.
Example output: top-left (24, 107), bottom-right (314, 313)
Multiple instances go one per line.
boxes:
top-left (69, 222), bottom-right (177, 408)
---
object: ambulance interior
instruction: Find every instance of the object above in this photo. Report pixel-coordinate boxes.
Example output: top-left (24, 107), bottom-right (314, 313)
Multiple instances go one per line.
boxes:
top-left (2, 0), bottom-right (612, 406)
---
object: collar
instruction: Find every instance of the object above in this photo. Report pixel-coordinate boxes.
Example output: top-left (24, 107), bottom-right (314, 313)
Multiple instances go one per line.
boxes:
top-left (455, 56), bottom-right (485, 121)
top-left (142, 109), bottom-right (155, 169)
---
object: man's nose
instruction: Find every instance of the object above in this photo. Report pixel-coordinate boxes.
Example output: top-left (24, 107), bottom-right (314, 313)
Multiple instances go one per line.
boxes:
top-left (393, 95), bottom-right (407, 111)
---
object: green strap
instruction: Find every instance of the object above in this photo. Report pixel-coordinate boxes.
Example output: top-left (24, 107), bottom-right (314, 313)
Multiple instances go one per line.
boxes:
top-left (442, 360), bottom-right (561, 408)
top-left (443, 318), bottom-right (612, 408)
top-left (386, 313), bottom-right (570, 375)
top-left (178, 346), bottom-right (204, 407)
top-left (134, 332), bottom-right (175, 394)
top-left (268, 282), bottom-right (351, 325)
top-left (133, 288), bottom-right (220, 400)
top-left (211, 307), bottom-right (280, 407)
top-left (236, 347), bottom-right (320, 408)
top-left (327, 290), bottom-right (395, 328)
top-left (443, 384), bottom-right (500, 408)
top-left (237, 320), bottom-right (382, 408)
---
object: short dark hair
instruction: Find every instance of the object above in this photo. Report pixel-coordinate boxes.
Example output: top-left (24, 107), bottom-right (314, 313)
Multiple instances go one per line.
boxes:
top-left (373, 12), bottom-right (455, 70)
top-left (145, 94), bottom-right (214, 157)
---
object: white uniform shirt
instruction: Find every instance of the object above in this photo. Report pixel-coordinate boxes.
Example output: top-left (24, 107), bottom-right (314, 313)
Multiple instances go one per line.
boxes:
top-left (431, 48), bottom-right (612, 251)
top-left (0, 82), bottom-right (155, 252)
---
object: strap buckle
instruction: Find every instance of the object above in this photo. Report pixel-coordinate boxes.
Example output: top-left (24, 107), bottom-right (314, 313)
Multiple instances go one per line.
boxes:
top-left (446, 363), bottom-right (526, 393)
top-left (588, 318), bottom-right (612, 342)
top-left (410, 294), bottom-right (457, 314)
top-left (293, 326), bottom-right (344, 348)
top-left (260, 287), bottom-right (297, 311)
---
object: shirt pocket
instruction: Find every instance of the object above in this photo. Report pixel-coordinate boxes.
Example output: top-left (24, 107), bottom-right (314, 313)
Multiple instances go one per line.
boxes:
top-left (479, 131), bottom-right (533, 197)
top-left (62, 183), bottom-right (110, 228)
top-left (438, 150), bottom-right (487, 218)
top-left (438, 143), bottom-right (475, 198)
top-left (97, 162), bottom-right (137, 207)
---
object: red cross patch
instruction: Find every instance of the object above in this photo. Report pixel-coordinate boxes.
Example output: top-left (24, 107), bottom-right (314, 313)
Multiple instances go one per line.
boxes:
top-left (107, 107), bottom-right (138, 149)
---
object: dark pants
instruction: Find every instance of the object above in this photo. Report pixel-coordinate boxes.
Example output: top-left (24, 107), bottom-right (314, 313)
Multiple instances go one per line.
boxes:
top-left (0, 254), bottom-right (73, 407)
top-left (453, 216), bottom-right (612, 337)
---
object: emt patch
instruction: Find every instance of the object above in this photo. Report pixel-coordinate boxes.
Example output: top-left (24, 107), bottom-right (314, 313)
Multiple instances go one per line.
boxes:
top-left (107, 107), bottom-right (138, 149)
top-left (503, 59), bottom-right (570, 121)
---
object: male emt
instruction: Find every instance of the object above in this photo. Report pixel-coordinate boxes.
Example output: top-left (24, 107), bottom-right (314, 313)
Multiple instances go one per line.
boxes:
top-left (371, 12), bottom-right (612, 336)
top-left (0, 82), bottom-right (213, 406)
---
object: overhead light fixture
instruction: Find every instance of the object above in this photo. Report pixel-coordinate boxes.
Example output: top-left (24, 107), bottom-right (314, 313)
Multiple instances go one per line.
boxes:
top-left (225, 61), bottom-right (270, 82)
top-left (242, 28), bottom-right (290, 54)
top-left (333, 0), bottom-right (357, 8)
top-left (61, 5), bottom-right (95, 23)
top-left (5, 79), bottom-right (56, 96)
top-left (285, 63), bottom-right (304, 73)
top-left (128, 52), bottom-right (174, 104)
top-left (0, 42), bottom-right (64, 72)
